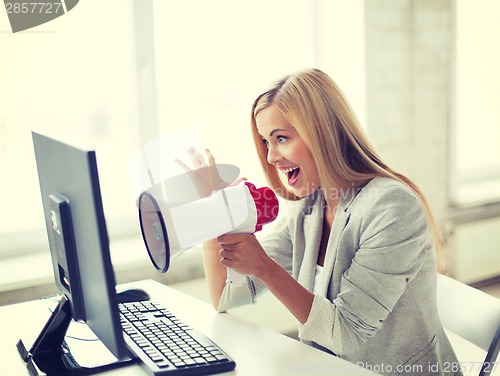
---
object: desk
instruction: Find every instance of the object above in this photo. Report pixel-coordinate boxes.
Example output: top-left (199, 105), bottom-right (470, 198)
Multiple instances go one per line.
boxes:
top-left (0, 279), bottom-right (376, 375)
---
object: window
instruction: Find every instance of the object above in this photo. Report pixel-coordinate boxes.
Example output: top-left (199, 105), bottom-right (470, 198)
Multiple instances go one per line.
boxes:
top-left (0, 0), bottom-right (366, 259)
top-left (151, 0), bottom-right (318, 184)
top-left (0, 1), bottom-right (140, 255)
top-left (151, 0), bottom-right (366, 185)
top-left (450, 0), bottom-right (500, 207)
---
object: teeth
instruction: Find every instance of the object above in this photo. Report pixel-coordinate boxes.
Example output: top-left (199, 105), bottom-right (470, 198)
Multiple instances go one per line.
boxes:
top-left (280, 167), bottom-right (299, 175)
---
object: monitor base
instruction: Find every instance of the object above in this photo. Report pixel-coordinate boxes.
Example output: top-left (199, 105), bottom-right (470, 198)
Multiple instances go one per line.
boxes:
top-left (17, 296), bottom-right (135, 376)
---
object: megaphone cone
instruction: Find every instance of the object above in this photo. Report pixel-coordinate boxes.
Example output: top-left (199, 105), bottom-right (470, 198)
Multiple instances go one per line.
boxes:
top-left (138, 181), bottom-right (279, 279)
top-left (138, 191), bottom-right (170, 273)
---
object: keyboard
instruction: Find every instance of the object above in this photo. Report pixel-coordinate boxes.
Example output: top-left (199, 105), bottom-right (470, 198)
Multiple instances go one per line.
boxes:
top-left (119, 301), bottom-right (236, 375)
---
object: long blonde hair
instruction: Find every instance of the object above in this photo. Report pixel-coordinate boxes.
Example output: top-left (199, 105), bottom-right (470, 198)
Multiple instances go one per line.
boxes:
top-left (250, 68), bottom-right (444, 269)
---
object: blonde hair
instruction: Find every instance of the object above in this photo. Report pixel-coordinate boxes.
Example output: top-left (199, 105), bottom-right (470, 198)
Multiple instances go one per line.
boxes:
top-left (250, 68), bottom-right (444, 270)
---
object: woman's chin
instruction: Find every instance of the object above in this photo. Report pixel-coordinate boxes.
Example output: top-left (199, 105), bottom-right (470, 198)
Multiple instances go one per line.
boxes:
top-left (291, 184), bottom-right (319, 198)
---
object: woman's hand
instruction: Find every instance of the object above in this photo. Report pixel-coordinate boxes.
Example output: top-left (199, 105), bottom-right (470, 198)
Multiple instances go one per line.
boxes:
top-left (217, 232), bottom-right (314, 324)
top-left (175, 147), bottom-right (215, 172)
top-left (217, 233), bottom-right (275, 280)
top-left (175, 147), bottom-right (244, 196)
top-left (176, 148), bottom-right (248, 309)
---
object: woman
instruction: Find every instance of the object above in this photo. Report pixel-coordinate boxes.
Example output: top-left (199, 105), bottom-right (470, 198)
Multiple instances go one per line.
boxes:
top-left (202, 68), bottom-right (461, 375)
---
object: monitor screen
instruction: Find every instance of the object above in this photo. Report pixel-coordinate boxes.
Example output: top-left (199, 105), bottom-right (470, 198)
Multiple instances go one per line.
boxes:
top-left (31, 131), bottom-right (129, 361)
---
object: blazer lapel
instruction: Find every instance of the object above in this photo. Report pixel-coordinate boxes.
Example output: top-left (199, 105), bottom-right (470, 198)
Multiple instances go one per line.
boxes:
top-left (320, 187), bottom-right (358, 295)
top-left (297, 192), bottom-right (323, 291)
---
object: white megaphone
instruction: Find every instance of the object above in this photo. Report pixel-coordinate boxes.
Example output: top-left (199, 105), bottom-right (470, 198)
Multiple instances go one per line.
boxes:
top-left (137, 165), bottom-right (279, 285)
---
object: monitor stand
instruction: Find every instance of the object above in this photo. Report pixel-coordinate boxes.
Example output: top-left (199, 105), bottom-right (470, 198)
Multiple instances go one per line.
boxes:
top-left (17, 295), bottom-right (135, 376)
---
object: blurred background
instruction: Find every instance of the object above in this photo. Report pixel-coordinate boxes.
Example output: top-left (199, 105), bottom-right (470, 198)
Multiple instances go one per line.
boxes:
top-left (1, 0), bottom-right (499, 336)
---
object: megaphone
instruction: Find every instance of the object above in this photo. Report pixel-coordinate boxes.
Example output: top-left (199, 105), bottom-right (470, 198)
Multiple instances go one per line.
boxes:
top-left (137, 167), bottom-right (279, 285)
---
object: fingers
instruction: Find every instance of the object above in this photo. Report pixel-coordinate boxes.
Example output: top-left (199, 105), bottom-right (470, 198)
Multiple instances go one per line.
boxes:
top-left (204, 149), bottom-right (217, 190)
top-left (217, 234), bottom-right (252, 266)
top-left (175, 147), bottom-right (243, 194)
top-left (174, 158), bottom-right (192, 172)
top-left (219, 249), bottom-right (242, 270)
top-left (217, 234), bottom-right (264, 277)
top-left (217, 239), bottom-right (241, 252)
top-left (205, 148), bottom-right (216, 166)
top-left (175, 147), bottom-right (216, 173)
top-left (217, 233), bottom-right (248, 245)
top-left (217, 234), bottom-right (245, 262)
top-left (187, 147), bottom-right (206, 168)
top-left (219, 248), bottom-right (234, 261)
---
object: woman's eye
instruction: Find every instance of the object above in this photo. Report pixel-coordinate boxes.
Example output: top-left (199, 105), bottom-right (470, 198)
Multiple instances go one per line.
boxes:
top-left (261, 136), bottom-right (286, 148)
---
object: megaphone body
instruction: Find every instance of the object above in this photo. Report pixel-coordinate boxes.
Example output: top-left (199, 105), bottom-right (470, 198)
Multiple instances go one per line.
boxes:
top-left (139, 181), bottom-right (279, 285)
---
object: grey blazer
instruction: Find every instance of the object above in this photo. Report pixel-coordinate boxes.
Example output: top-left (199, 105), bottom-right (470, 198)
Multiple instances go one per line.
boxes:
top-left (218, 177), bottom-right (461, 376)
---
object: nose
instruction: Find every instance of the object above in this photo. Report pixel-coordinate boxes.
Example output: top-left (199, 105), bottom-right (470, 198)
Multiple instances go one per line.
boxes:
top-left (266, 144), bottom-right (282, 165)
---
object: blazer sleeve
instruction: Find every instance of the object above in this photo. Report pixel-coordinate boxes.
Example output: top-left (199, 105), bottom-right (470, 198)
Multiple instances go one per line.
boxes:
top-left (217, 214), bottom-right (294, 312)
top-left (299, 183), bottom-right (432, 355)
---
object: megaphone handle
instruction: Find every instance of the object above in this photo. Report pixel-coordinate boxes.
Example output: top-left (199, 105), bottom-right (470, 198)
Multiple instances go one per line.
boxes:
top-left (227, 267), bottom-right (247, 285)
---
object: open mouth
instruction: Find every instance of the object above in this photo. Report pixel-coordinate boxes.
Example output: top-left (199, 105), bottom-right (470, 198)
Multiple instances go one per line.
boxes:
top-left (282, 167), bottom-right (301, 186)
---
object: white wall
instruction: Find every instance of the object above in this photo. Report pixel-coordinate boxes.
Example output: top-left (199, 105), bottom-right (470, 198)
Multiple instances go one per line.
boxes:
top-left (364, 0), bottom-right (499, 282)
top-left (365, 0), bottom-right (450, 220)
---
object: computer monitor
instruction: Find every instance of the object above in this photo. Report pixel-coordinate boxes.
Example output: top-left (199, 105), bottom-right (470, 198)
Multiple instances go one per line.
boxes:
top-left (17, 132), bottom-right (133, 374)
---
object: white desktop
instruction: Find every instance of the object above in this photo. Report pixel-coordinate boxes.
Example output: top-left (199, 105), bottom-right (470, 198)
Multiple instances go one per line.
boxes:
top-left (1, 279), bottom-right (377, 376)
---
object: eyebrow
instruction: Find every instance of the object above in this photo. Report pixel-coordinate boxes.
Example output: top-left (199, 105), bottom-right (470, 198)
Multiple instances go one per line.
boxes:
top-left (269, 128), bottom-right (288, 137)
